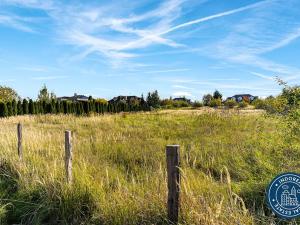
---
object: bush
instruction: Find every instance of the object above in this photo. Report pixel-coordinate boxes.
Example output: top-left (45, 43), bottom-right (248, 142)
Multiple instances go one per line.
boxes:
top-left (252, 97), bottom-right (288, 114)
top-left (224, 99), bottom-right (237, 108)
top-left (193, 101), bottom-right (203, 107)
top-left (238, 101), bottom-right (248, 108)
top-left (173, 100), bottom-right (189, 108)
top-left (160, 99), bottom-right (173, 107)
top-left (209, 98), bottom-right (222, 108)
top-left (252, 99), bottom-right (265, 109)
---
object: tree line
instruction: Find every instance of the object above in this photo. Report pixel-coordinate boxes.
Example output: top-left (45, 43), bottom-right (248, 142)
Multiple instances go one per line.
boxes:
top-left (0, 85), bottom-right (152, 118)
top-left (0, 98), bottom-right (149, 118)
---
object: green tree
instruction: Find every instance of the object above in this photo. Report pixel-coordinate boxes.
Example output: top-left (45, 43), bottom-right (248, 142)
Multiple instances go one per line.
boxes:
top-left (12, 99), bottom-right (17, 115)
top-left (0, 102), bottom-right (8, 117)
top-left (202, 94), bottom-right (213, 106)
top-left (0, 86), bottom-right (19, 102)
top-left (29, 99), bottom-right (35, 114)
top-left (50, 99), bottom-right (57, 114)
top-left (17, 100), bottom-right (23, 115)
top-left (213, 90), bottom-right (222, 100)
top-left (6, 101), bottom-right (12, 116)
top-left (22, 99), bottom-right (29, 114)
top-left (37, 85), bottom-right (56, 103)
top-left (147, 90), bottom-right (160, 108)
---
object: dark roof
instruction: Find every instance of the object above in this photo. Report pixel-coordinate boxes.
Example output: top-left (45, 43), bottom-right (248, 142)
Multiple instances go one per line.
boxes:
top-left (232, 94), bottom-right (254, 97)
top-left (57, 94), bottom-right (89, 101)
top-left (109, 96), bottom-right (141, 102)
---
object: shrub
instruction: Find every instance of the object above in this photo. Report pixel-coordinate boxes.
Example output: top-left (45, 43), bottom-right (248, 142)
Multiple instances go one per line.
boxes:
top-left (252, 99), bottom-right (265, 109)
top-left (209, 98), bottom-right (222, 108)
top-left (253, 97), bottom-right (288, 114)
top-left (238, 101), bottom-right (248, 108)
top-left (173, 100), bottom-right (189, 108)
top-left (224, 99), bottom-right (237, 108)
top-left (160, 99), bottom-right (173, 107)
top-left (193, 101), bottom-right (203, 107)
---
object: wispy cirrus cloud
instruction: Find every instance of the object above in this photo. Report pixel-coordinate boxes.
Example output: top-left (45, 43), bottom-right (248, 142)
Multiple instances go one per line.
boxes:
top-left (169, 78), bottom-right (280, 92)
top-left (250, 72), bottom-right (275, 81)
top-left (160, 0), bottom-right (270, 35)
top-left (0, 14), bottom-right (34, 32)
top-left (145, 68), bottom-right (190, 74)
top-left (207, 0), bottom-right (300, 81)
top-left (1, 0), bottom-right (300, 93)
top-left (0, 0), bottom-right (269, 65)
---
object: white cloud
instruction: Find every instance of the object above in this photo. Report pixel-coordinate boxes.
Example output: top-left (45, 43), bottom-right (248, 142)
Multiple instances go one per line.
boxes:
top-left (208, 0), bottom-right (300, 81)
top-left (172, 84), bottom-right (194, 90)
top-left (250, 72), bottom-right (275, 81)
top-left (145, 68), bottom-right (190, 74)
top-left (160, 0), bottom-right (270, 35)
top-left (172, 91), bottom-right (192, 97)
top-left (2, 0), bottom-right (300, 83)
top-left (1, 0), bottom-right (266, 66)
top-left (0, 14), bottom-right (34, 32)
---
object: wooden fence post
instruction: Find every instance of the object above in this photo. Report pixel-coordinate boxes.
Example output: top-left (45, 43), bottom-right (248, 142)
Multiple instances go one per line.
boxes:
top-left (17, 123), bottom-right (22, 160)
top-left (65, 130), bottom-right (72, 184)
top-left (166, 145), bottom-right (180, 224)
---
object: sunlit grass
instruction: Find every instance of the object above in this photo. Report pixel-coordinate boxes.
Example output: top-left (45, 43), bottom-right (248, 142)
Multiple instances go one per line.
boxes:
top-left (0, 110), bottom-right (299, 224)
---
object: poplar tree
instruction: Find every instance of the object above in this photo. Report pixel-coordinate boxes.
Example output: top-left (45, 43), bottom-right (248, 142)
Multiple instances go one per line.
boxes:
top-left (22, 99), bottom-right (29, 115)
top-left (0, 102), bottom-right (8, 117)
top-left (17, 100), bottom-right (23, 115)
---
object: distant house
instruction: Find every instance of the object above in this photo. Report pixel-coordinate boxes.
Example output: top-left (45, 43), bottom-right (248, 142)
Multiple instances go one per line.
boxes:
top-left (227, 94), bottom-right (258, 103)
top-left (57, 93), bottom-right (89, 102)
top-left (173, 97), bottom-right (191, 104)
top-left (108, 96), bottom-right (142, 104)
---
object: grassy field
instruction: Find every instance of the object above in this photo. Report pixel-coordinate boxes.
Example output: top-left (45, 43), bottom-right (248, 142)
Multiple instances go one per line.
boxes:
top-left (0, 109), bottom-right (299, 225)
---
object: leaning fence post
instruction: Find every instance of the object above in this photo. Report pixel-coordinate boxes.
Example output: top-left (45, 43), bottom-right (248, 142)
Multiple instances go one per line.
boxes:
top-left (166, 145), bottom-right (180, 224)
top-left (65, 130), bottom-right (72, 184)
top-left (17, 123), bottom-right (22, 160)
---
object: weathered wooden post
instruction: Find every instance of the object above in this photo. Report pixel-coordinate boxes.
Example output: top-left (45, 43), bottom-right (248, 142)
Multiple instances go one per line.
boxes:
top-left (65, 130), bottom-right (72, 184)
top-left (17, 123), bottom-right (22, 160)
top-left (166, 145), bottom-right (180, 224)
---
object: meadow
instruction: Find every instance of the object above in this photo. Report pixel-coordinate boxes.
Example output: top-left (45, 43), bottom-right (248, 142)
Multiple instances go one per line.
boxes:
top-left (0, 109), bottom-right (299, 225)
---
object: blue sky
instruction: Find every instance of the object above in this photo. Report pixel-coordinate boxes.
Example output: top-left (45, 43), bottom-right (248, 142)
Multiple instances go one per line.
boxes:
top-left (0, 0), bottom-right (299, 100)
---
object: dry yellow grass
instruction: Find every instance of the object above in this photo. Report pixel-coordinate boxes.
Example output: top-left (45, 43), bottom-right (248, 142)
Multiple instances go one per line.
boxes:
top-left (0, 111), bottom-right (297, 224)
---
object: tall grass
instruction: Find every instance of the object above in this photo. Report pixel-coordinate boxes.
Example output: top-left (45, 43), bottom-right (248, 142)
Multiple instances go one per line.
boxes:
top-left (0, 110), bottom-right (299, 224)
